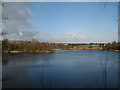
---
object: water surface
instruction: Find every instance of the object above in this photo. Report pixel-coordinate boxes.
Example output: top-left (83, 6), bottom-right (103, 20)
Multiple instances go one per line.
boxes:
top-left (2, 50), bottom-right (119, 88)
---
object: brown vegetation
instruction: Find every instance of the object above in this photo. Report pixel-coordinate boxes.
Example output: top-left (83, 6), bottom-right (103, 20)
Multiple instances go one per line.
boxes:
top-left (2, 39), bottom-right (120, 54)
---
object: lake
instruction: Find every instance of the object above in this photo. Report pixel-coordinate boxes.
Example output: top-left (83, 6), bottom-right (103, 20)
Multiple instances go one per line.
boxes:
top-left (2, 50), bottom-right (119, 88)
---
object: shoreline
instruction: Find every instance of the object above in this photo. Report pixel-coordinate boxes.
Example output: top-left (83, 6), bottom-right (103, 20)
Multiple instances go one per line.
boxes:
top-left (3, 48), bottom-right (120, 54)
top-left (3, 49), bottom-right (61, 54)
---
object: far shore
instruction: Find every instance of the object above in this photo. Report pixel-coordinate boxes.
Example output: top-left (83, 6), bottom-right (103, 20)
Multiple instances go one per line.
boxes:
top-left (3, 49), bottom-right (61, 54)
top-left (3, 48), bottom-right (120, 54)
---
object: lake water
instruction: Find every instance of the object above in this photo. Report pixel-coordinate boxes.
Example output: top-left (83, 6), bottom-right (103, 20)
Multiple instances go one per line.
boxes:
top-left (2, 50), bottom-right (119, 88)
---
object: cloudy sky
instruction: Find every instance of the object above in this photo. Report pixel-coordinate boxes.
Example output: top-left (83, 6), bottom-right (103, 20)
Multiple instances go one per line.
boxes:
top-left (2, 2), bottom-right (118, 43)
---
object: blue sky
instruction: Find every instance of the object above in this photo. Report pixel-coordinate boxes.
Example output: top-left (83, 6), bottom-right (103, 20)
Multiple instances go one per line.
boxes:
top-left (27, 2), bottom-right (118, 43)
top-left (2, 2), bottom-right (118, 43)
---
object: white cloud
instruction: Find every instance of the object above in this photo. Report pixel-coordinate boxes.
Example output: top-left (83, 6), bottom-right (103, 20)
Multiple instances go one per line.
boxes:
top-left (2, 2), bottom-right (35, 40)
top-left (34, 30), bottom-right (90, 43)
top-left (19, 32), bottom-right (23, 36)
top-left (34, 29), bottom-right (118, 43)
top-left (1, 2), bottom-right (118, 43)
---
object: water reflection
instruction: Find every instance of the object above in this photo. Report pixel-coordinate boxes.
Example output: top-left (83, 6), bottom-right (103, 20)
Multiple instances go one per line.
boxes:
top-left (75, 51), bottom-right (118, 88)
top-left (98, 52), bottom-right (118, 88)
top-left (2, 50), bottom-right (119, 88)
top-left (3, 52), bottom-right (55, 65)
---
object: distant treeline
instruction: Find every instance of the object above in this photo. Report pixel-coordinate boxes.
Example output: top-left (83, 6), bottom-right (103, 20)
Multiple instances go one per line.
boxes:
top-left (2, 39), bottom-right (120, 53)
top-left (102, 41), bottom-right (120, 51)
top-left (68, 41), bottom-right (120, 51)
top-left (2, 39), bottom-right (73, 53)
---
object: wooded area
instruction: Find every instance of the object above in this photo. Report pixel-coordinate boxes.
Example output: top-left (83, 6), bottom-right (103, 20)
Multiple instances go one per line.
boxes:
top-left (2, 39), bottom-right (120, 54)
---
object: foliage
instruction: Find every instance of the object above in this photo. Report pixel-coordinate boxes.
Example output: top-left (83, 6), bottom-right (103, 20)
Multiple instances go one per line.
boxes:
top-left (2, 39), bottom-right (120, 53)
top-left (103, 41), bottom-right (120, 50)
top-left (2, 39), bottom-right (73, 53)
